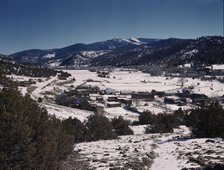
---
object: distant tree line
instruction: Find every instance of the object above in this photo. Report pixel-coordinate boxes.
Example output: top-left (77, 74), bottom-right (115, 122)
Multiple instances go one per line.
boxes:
top-left (0, 72), bottom-right (16, 87)
top-left (137, 109), bottom-right (186, 134)
top-left (0, 60), bottom-right (71, 78)
top-left (61, 114), bottom-right (133, 143)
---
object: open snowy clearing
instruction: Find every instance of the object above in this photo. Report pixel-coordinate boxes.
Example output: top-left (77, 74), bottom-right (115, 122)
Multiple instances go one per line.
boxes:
top-left (12, 69), bottom-right (224, 100)
top-left (43, 102), bottom-right (93, 122)
top-left (74, 133), bottom-right (157, 170)
top-left (43, 102), bottom-right (140, 122)
top-left (73, 126), bottom-right (224, 170)
top-left (212, 64), bottom-right (224, 70)
top-left (9, 69), bottom-right (224, 121)
top-left (66, 69), bottom-right (224, 97)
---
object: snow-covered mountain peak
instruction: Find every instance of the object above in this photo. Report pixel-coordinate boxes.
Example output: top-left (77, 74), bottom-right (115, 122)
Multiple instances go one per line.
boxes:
top-left (112, 37), bottom-right (146, 45)
top-left (129, 37), bottom-right (141, 43)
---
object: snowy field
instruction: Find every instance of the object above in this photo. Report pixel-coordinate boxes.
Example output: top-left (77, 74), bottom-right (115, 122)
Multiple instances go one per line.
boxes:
top-left (66, 69), bottom-right (224, 97)
top-left (43, 102), bottom-right (140, 122)
top-left (43, 102), bottom-right (93, 122)
top-left (11, 69), bottom-right (224, 100)
top-left (74, 125), bottom-right (224, 170)
top-left (212, 64), bottom-right (224, 70)
top-left (8, 69), bottom-right (224, 121)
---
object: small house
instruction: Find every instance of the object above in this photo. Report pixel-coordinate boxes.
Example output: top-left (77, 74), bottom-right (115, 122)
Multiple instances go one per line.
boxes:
top-left (58, 75), bottom-right (67, 80)
top-left (164, 88), bottom-right (182, 96)
top-left (164, 97), bottom-right (176, 104)
top-left (118, 98), bottom-right (132, 106)
top-left (107, 96), bottom-right (118, 102)
top-left (96, 96), bottom-right (104, 102)
top-left (131, 92), bottom-right (154, 100)
top-left (107, 102), bottom-right (121, 108)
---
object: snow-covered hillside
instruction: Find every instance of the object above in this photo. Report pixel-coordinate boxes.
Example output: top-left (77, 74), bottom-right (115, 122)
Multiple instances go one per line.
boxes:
top-left (7, 68), bottom-right (224, 170)
top-left (72, 126), bottom-right (224, 170)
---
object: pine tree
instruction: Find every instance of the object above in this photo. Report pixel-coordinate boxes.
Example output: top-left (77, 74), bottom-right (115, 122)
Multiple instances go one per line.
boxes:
top-left (0, 88), bottom-right (74, 169)
top-left (86, 113), bottom-right (117, 141)
top-left (188, 102), bottom-right (224, 138)
top-left (61, 117), bottom-right (88, 143)
top-left (112, 116), bottom-right (133, 136)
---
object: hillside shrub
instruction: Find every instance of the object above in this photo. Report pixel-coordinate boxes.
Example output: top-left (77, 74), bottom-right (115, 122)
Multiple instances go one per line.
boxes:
top-left (139, 111), bottom-right (156, 125)
top-left (61, 117), bottom-right (88, 143)
top-left (145, 113), bottom-right (176, 133)
top-left (85, 113), bottom-right (117, 141)
top-left (112, 116), bottom-right (134, 136)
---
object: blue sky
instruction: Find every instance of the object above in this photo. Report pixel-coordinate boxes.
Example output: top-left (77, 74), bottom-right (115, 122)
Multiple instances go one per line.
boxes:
top-left (0, 0), bottom-right (223, 54)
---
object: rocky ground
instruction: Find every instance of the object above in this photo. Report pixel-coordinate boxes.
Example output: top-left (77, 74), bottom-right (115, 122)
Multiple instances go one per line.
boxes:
top-left (58, 126), bottom-right (224, 170)
top-left (60, 126), bottom-right (224, 170)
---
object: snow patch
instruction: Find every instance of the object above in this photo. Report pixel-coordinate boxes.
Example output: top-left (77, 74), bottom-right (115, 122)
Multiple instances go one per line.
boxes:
top-left (212, 64), bottom-right (224, 70)
top-left (43, 53), bottom-right (55, 59)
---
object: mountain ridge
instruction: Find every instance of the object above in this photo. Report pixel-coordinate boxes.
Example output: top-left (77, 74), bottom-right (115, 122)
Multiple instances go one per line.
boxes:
top-left (4, 36), bottom-right (223, 67)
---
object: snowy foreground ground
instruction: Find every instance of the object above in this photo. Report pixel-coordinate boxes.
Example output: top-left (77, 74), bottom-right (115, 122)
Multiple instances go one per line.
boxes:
top-left (72, 126), bottom-right (224, 170)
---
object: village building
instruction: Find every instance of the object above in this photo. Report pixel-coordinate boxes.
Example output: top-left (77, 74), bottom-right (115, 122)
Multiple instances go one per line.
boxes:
top-left (118, 98), bottom-right (132, 106)
top-left (107, 96), bottom-right (118, 102)
top-left (131, 92), bottom-right (154, 100)
top-left (107, 102), bottom-right (121, 108)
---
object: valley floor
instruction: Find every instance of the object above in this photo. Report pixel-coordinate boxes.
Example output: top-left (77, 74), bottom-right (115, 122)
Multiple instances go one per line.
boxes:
top-left (8, 69), bottom-right (224, 170)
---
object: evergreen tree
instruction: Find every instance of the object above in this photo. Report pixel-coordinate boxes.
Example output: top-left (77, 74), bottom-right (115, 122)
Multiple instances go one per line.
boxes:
top-left (85, 113), bottom-right (117, 141)
top-left (0, 88), bottom-right (74, 169)
top-left (139, 111), bottom-right (155, 125)
top-left (145, 113), bottom-right (175, 134)
top-left (61, 117), bottom-right (88, 143)
top-left (188, 102), bottom-right (224, 138)
top-left (112, 116), bottom-right (134, 136)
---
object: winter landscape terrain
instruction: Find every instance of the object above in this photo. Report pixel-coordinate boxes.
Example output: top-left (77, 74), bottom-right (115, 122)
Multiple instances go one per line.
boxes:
top-left (1, 36), bottom-right (224, 170)
top-left (3, 65), bottom-right (224, 170)
top-left (1, 0), bottom-right (223, 169)
top-left (9, 68), bottom-right (224, 120)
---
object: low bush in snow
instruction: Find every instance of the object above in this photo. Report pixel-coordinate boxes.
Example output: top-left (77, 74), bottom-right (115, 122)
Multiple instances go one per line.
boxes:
top-left (145, 113), bottom-right (176, 133)
top-left (86, 113), bottom-right (117, 141)
top-left (139, 111), bottom-right (156, 125)
top-left (112, 116), bottom-right (134, 136)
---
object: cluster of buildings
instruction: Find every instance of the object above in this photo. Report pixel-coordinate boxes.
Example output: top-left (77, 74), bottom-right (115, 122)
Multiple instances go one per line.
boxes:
top-left (55, 81), bottom-right (220, 113)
